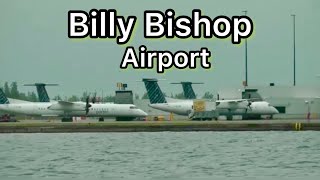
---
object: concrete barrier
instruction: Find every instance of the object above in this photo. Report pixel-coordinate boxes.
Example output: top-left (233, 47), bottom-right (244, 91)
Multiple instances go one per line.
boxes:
top-left (1, 120), bottom-right (320, 133)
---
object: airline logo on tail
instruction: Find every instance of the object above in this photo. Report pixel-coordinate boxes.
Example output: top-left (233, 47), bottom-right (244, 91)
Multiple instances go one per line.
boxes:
top-left (36, 84), bottom-right (50, 102)
top-left (0, 89), bottom-right (9, 104)
top-left (181, 82), bottom-right (196, 99)
top-left (142, 78), bottom-right (167, 104)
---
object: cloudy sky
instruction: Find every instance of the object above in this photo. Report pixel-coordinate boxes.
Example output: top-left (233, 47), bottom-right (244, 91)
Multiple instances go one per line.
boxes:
top-left (0, 0), bottom-right (319, 97)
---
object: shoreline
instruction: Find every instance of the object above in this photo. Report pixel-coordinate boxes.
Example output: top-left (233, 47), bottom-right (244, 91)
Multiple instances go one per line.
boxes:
top-left (0, 120), bottom-right (319, 133)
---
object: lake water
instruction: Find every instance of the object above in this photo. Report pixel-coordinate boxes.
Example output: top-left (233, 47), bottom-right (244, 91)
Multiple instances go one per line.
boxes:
top-left (0, 132), bottom-right (319, 179)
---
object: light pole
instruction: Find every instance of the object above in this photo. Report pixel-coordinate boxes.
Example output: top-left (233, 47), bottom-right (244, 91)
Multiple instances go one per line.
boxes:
top-left (243, 10), bottom-right (248, 86)
top-left (291, 14), bottom-right (296, 86)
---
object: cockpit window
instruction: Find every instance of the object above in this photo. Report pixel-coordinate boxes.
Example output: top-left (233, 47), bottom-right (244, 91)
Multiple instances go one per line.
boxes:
top-left (130, 106), bottom-right (137, 109)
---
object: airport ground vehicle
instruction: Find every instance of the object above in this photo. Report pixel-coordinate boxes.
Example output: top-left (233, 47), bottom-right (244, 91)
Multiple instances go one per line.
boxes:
top-left (189, 100), bottom-right (219, 120)
top-left (191, 111), bottom-right (219, 121)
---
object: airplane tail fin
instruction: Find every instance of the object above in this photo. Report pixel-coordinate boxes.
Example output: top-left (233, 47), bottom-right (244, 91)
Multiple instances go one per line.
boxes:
top-left (142, 78), bottom-right (167, 104)
top-left (24, 83), bottom-right (58, 102)
top-left (171, 82), bottom-right (203, 99)
top-left (0, 88), bottom-right (9, 104)
top-left (182, 82), bottom-right (197, 99)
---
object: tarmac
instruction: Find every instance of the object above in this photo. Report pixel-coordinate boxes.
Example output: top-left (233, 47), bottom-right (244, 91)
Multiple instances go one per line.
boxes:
top-left (0, 119), bottom-right (319, 133)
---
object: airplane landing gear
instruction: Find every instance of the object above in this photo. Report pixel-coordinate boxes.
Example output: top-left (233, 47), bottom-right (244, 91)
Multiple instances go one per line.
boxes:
top-left (99, 117), bottom-right (104, 122)
top-left (226, 109), bottom-right (233, 121)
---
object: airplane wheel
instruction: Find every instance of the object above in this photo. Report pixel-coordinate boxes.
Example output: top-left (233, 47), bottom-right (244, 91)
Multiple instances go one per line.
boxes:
top-left (99, 117), bottom-right (104, 122)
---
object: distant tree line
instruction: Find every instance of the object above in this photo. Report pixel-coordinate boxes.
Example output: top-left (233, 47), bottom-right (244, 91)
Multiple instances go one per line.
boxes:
top-left (1, 82), bottom-right (38, 102)
top-left (0, 82), bottom-right (116, 103)
top-left (1, 82), bottom-right (216, 102)
top-left (140, 91), bottom-right (215, 99)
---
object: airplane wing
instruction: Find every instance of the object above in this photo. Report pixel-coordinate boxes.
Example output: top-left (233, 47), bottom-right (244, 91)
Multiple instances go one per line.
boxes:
top-left (41, 114), bottom-right (59, 117)
top-left (218, 99), bottom-right (248, 104)
top-left (48, 101), bottom-right (86, 111)
top-left (57, 100), bottom-right (75, 105)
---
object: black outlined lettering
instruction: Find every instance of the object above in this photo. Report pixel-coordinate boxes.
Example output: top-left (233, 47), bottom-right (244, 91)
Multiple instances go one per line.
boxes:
top-left (116, 16), bottom-right (137, 44)
top-left (68, 10), bottom-right (89, 38)
top-left (99, 9), bottom-right (107, 38)
top-left (199, 48), bottom-right (211, 68)
top-left (212, 16), bottom-right (232, 39)
top-left (144, 10), bottom-right (166, 38)
top-left (165, 9), bottom-right (175, 38)
top-left (120, 47), bottom-right (139, 69)
top-left (68, 9), bottom-right (136, 44)
top-left (139, 45), bottom-right (147, 68)
top-left (67, 9), bottom-right (256, 73)
top-left (68, 9), bottom-right (254, 45)
top-left (89, 9), bottom-right (99, 38)
top-left (158, 52), bottom-right (174, 73)
top-left (192, 9), bottom-right (212, 38)
top-left (175, 16), bottom-right (192, 38)
top-left (109, 9), bottom-right (117, 38)
top-left (120, 46), bottom-right (211, 73)
top-left (174, 51), bottom-right (189, 69)
top-left (232, 16), bottom-right (253, 44)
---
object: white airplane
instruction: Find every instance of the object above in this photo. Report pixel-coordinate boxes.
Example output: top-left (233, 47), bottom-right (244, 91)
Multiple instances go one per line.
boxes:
top-left (142, 78), bottom-right (279, 120)
top-left (0, 88), bottom-right (147, 121)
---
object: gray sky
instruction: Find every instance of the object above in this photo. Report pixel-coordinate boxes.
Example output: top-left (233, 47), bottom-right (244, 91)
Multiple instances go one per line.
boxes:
top-left (0, 0), bottom-right (319, 98)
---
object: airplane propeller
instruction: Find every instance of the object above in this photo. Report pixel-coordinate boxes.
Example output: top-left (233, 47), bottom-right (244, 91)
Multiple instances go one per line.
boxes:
top-left (85, 96), bottom-right (92, 115)
top-left (245, 101), bottom-right (252, 113)
top-left (92, 92), bottom-right (97, 104)
top-left (248, 101), bottom-right (252, 109)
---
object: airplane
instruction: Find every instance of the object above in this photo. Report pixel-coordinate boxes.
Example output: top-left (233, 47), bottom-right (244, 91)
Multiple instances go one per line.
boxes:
top-left (142, 78), bottom-right (279, 120)
top-left (0, 88), bottom-right (147, 121)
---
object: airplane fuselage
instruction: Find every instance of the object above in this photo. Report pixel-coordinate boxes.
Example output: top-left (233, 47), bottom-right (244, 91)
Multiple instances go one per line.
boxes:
top-left (149, 100), bottom-right (279, 116)
top-left (0, 103), bottom-right (147, 117)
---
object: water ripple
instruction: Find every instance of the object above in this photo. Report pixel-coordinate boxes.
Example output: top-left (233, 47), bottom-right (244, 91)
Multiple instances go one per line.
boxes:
top-left (0, 132), bottom-right (319, 178)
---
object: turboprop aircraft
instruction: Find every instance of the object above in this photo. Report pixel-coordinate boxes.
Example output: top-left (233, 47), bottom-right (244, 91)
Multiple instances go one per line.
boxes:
top-left (0, 88), bottom-right (147, 121)
top-left (142, 78), bottom-right (278, 120)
